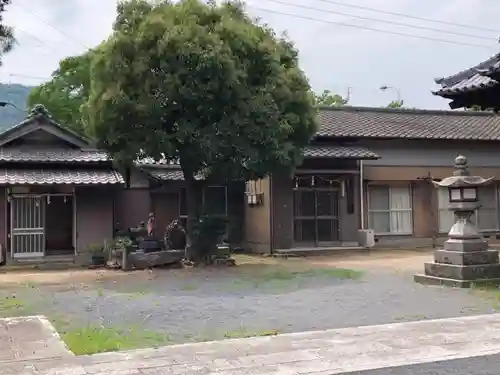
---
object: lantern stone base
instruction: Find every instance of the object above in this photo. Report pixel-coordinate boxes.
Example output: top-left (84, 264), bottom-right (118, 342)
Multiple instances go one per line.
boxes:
top-left (414, 248), bottom-right (500, 288)
top-left (424, 262), bottom-right (500, 279)
top-left (413, 274), bottom-right (500, 288)
top-left (443, 238), bottom-right (488, 252)
top-left (434, 249), bottom-right (498, 265)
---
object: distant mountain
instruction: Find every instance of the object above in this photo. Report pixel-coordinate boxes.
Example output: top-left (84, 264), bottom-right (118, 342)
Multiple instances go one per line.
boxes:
top-left (0, 83), bottom-right (33, 129)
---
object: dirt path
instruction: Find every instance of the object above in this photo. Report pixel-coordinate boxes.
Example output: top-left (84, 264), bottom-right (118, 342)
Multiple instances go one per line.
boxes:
top-left (303, 250), bottom-right (433, 274)
top-left (0, 250), bottom-right (433, 285)
top-left (0, 269), bottom-right (139, 285)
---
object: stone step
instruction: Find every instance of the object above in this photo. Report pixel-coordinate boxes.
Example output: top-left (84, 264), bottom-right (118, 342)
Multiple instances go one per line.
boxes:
top-left (434, 249), bottom-right (499, 265)
top-left (424, 262), bottom-right (500, 280)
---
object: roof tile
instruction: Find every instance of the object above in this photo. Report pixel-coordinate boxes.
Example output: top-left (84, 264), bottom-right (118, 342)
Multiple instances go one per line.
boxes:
top-left (434, 73), bottom-right (497, 96)
top-left (304, 145), bottom-right (379, 159)
top-left (317, 106), bottom-right (500, 140)
top-left (434, 53), bottom-right (500, 97)
top-left (143, 167), bottom-right (204, 181)
top-left (0, 148), bottom-right (109, 163)
top-left (0, 169), bottom-right (124, 185)
top-left (435, 53), bottom-right (500, 87)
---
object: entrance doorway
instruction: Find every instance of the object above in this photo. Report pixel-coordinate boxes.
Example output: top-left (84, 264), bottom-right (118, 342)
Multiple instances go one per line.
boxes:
top-left (45, 195), bottom-right (74, 255)
top-left (10, 195), bottom-right (45, 258)
top-left (10, 194), bottom-right (74, 258)
top-left (293, 187), bottom-right (340, 245)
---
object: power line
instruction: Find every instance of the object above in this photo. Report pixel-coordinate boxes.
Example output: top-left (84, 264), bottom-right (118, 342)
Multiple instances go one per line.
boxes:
top-left (11, 2), bottom-right (90, 49)
top-left (310, 0), bottom-right (500, 34)
top-left (265, 0), bottom-right (498, 41)
top-left (14, 27), bottom-right (61, 53)
top-left (4, 73), bottom-right (49, 80)
top-left (249, 6), bottom-right (494, 49)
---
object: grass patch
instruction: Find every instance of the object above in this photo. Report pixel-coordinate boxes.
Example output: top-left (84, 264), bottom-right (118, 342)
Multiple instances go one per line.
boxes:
top-left (60, 325), bottom-right (169, 355)
top-left (246, 266), bottom-right (363, 288)
top-left (265, 267), bottom-right (363, 281)
top-left (219, 263), bottom-right (363, 292)
top-left (0, 295), bottom-right (29, 316)
top-left (223, 327), bottom-right (279, 339)
top-left (470, 282), bottom-right (500, 308)
top-left (180, 283), bottom-right (197, 291)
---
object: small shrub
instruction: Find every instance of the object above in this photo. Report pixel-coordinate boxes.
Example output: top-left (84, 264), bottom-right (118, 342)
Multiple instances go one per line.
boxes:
top-left (191, 216), bottom-right (228, 262)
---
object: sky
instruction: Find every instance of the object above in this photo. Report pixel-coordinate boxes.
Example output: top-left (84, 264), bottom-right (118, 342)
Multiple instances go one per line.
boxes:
top-left (1, 0), bottom-right (500, 110)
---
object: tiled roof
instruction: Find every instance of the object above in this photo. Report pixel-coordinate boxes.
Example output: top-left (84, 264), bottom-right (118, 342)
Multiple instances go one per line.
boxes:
top-left (317, 106), bottom-right (500, 140)
top-left (0, 169), bottom-right (124, 185)
top-left (433, 73), bottom-right (498, 96)
top-left (304, 145), bottom-right (379, 159)
top-left (0, 148), bottom-right (109, 163)
top-left (435, 53), bottom-right (500, 87)
top-left (142, 167), bottom-right (204, 181)
top-left (433, 53), bottom-right (500, 97)
top-left (146, 168), bottom-right (184, 181)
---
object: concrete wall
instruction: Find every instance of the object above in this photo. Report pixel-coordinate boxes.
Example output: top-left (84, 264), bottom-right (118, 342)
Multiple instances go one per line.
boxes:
top-left (75, 186), bottom-right (115, 264)
top-left (115, 188), bottom-right (152, 230)
top-left (362, 139), bottom-right (500, 167)
top-left (360, 138), bottom-right (500, 247)
top-left (151, 191), bottom-right (179, 236)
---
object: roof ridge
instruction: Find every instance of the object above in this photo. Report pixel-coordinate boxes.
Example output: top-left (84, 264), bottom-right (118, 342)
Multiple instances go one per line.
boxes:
top-left (317, 105), bottom-right (497, 117)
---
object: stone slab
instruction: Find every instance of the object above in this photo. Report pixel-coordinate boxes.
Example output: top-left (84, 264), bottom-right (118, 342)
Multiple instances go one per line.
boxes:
top-left (0, 316), bottom-right (72, 364)
top-left (424, 262), bottom-right (500, 280)
top-left (444, 238), bottom-right (488, 252)
top-left (413, 273), bottom-right (500, 288)
top-left (12, 313), bottom-right (500, 374)
top-left (434, 249), bottom-right (499, 265)
top-left (128, 250), bottom-right (184, 270)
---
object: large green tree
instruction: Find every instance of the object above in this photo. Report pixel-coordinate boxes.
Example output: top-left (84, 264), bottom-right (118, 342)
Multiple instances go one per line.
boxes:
top-left (87, 0), bottom-right (317, 253)
top-left (314, 90), bottom-right (348, 106)
top-left (386, 100), bottom-right (404, 108)
top-left (0, 0), bottom-right (14, 65)
top-left (28, 52), bottom-right (93, 134)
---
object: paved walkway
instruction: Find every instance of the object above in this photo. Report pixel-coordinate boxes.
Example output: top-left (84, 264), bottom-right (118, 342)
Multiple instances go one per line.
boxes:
top-left (5, 313), bottom-right (500, 374)
top-left (0, 316), bottom-right (71, 365)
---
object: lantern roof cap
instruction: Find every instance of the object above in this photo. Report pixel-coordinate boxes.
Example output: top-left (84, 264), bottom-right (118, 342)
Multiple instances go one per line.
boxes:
top-left (432, 154), bottom-right (494, 188)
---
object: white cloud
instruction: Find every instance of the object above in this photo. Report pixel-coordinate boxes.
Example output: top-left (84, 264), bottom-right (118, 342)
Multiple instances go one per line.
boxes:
top-left (0, 0), bottom-right (498, 109)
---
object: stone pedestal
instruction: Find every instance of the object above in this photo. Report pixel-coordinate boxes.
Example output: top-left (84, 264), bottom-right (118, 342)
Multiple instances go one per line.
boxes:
top-left (414, 219), bottom-right (500, 287)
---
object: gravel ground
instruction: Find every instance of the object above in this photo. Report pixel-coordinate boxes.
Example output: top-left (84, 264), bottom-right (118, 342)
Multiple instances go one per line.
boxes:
top-left (0, 264), bottom-right (497, 344)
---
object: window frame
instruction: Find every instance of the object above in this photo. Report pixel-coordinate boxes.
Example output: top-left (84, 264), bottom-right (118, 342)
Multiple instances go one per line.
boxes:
top-left (178, 185), bottom-right (228, 219)
top-left (202, 185), bottom-right (228, 217)
top-left (367, 184), bottom-right (413, 235)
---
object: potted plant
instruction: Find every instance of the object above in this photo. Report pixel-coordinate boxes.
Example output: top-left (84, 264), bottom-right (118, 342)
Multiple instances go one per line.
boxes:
top-left (88, 243), bottom-right (106, 266)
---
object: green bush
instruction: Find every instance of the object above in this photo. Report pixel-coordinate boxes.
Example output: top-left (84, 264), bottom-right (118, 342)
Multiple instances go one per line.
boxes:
top-left (191, 216), bottom-right (228, 261)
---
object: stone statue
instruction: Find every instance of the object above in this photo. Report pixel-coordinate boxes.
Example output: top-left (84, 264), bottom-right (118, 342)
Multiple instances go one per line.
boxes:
top-left (147, 212), bottom-right (156, 237)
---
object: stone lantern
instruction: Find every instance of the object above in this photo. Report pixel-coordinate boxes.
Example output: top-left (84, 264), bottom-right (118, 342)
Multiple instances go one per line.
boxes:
top-left (414, 155), bottom-right (500, 287)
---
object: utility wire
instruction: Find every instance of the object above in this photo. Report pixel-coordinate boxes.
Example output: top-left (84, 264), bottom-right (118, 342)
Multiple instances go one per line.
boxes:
top-left (249, 6), bottom-right (494, 49)
top-left (14, 27), bottom-right (61, 52)
top-left (11, 2), bottom-right (90, 49)
top-left (310, 0), bottom-right (500, 34)
top-left (265, 0), bottom-right (498, 42)
top-left (5, 73), bottom-right (49, 80)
